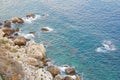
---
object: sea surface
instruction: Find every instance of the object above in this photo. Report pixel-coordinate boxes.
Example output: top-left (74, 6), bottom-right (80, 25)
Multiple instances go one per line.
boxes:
top-left (0, 0), bottom-right (120, 80)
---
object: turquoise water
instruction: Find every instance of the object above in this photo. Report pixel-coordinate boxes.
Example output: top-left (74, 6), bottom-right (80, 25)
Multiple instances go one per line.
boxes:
top-left (0, 0), bottom-right (120, 80)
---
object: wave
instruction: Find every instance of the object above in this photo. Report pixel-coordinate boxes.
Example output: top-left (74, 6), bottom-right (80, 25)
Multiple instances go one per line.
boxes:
top-left (22, 15), bottom-right (41, 23)
top-left (96, 40), bottom-right (116, 53)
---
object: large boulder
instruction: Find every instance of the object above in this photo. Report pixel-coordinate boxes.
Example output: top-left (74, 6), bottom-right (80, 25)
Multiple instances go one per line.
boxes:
top-left (4, 20), bottom-right (11, 28)
top-left (26, 41), bottom-right (46, 60)
top-left (2, 28), bottom-right (15, 36)
top-left (47, 65), bottom-right (60, 77)
top-left (65, 67), bottom-right (76, 75)
top-left (14, 36), bottom-right (26, 46)
top-left (26, 13), bottom-right (35, 18)
top-left (11, 17), bottom-right (24, 24)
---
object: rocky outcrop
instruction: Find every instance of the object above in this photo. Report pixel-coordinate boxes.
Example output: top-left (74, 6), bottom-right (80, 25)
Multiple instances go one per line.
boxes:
top-left (0, 22), bottom-right (3, 25)
top-left (0, 29), bottom-right (5, 38)
top-left (47, 65), bottom-right (60, 77)
top-left (64, 76), bottom-right (73, 80)
top-left (4, 20), bottom-right (11, 28)
top-left (65, 67), bottom-right (76, 75)
top-left (14, 36), bottom-right (26, 46)
top-left (2, 28), bottom-right (15, 36)
top-left (11, 17), bottom-right (24, 24)
top-left (54, 74), bottom-right (64, 80)
top-left (26, 13), bottom-right (35, 18)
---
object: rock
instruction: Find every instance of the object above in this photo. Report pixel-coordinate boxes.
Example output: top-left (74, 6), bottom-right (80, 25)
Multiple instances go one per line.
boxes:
top-left (65, 67), bottom-right (76, 75)
top-left (0, 29), bottom-right (5, 38)
top-left (4, 20), bottom-right (11, 28)
top-left (26, 13), bottom-right (35, 18)
top-left (0, 22), bottom-right (3, 25)
top-left (54, 74), bottom-right (63, 80)
top-left (14, 36), bottom-right (26, 46)
top-left (2, 28), bottom-right (15, 36)
top-left (47, 65), bottom-right (60, 77)
top-left (76, 75), bottom-right (81, 80)
top-left (41, 27), bottom-right (49, 32)
top-left (15, 27), bottom-right (19, 32)
top-left (64, 76), bottom-right (73, 80)
top-left (11, 17), bottom-right (24, 24)
top-left (26, 41), bottom-right (46, 60)
top-left (42, 58), bottom-right (52, 66)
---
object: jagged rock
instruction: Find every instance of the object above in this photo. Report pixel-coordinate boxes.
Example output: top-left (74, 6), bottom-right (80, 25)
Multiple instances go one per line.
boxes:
top-left (54, 74), bottom-right (63, 80)
top-left (4, 20), bottom-right (11, 28)
top-left (64, 76), bottom-right (73, 80)
top-left (15, 27), bottom-right (19, 32)
top-left (76, 75), bottom-right (81, 80)
top-left (65, 67), bottom-right (76, 75)
top-left (11, 17), bottom-right (24, 24)
top-left (26, 41), bottom-right (46, 60)
top-left (26, 13), bottom-right (35, 18)
top-left (47, 65), bottom-right (60, 77)
top-left (14, 36), bottom-right (26, 46)
top-left (2, 28), bottom-right (15, 36)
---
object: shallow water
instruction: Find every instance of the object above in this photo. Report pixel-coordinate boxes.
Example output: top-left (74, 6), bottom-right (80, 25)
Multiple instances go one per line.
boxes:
top-left (0, 0), bottom-right (120, 80)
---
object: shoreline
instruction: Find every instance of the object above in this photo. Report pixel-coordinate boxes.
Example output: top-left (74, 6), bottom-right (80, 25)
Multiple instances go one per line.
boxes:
top-left (0, 14), bottom-right (81, 80)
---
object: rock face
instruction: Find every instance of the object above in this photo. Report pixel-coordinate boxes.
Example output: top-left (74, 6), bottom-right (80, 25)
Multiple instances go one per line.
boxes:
top-left (65, 67), bottom-right (76, 75)
top-left (4, 20), bottom-right (11, 28)
top-left (47, 65), bottom-right (60, 77)
top-left (0, 22), bottom-right (3, 25)
top-left (14, 36), bottom-right (26, 46)
top-left (26, 42), bottom-right (46, 60)
top-left (76, 75), bottom-right (81, 80)
top-left (26, 13), bottom-right (35, 18)
top-left (11, 17), bottom-right (24, 24)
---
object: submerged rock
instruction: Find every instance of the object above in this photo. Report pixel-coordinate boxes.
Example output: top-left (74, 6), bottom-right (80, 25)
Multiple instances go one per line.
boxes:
top-left (47, 65), bottom-right (60, 77)
top-left (40, 27), bottom-right (53, 32)
top-left (26, 13), bottom-right (35, 18)
top-left (11, 17), bottom-right (24, 24)
top-left (14, 36), bottom-right (26, 46)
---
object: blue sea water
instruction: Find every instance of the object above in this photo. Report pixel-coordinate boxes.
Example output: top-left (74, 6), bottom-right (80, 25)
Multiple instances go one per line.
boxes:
top-left (0, 0), bottom-right (120, 80)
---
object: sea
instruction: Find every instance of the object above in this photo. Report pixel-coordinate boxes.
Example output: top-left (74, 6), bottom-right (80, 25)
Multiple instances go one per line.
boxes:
top-left (0, 0), bottom-right (120, 80)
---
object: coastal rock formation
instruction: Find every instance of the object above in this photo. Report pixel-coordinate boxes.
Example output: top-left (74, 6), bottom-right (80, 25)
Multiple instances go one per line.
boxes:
top-left (0, 29), bottom-right (5, 38)
top-left (26, 13), bottom-right (35, 18)
top-left (64, 76), bottom-right (73, 80)
top-left (47, 65), bottom-right (60, 77)
top-left (65, 67), bottom-right (76, 75)
top-left (54, 74), bottom-right (64, 80)
top-left (41, 27), bottom-right (50, 32)
top-left (4, 20), bottom-right (11, 28)
top-left (76, 75), bottom-right (81, 80)
top-left (26, 41), bottom-right (46, 60)
top-left (14, 36), bottom-right (26, 46)
top-left (11, 17), bottom-right (24, 24)
top-left (0, 22), bottom-right (3, 25)
top-left (2, 28), bottom-right (15, 36)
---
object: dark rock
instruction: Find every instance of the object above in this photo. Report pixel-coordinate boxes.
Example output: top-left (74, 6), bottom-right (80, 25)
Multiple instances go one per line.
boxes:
top-left (4, 20), bottom-right (11, 28)
top-left (14, 36), bottom-right (26, 46)
top-left (11, 17), bottom-right (24, 24)
top-left (64, 76), bottom-right (72, 80)
top-left (47, 65), bottom-right (60, 77)
top-left (15, 27), bottom-right (19, 32)
top-left (41, 27), bottom-right (49, 32)
top-left (65, 67), bottom-right (76, 75)
top-left (26, 13), bottom-right (35, 18)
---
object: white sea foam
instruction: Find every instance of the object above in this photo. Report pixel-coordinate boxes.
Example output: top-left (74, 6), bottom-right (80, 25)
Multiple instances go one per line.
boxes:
top-left (22, 15), bottom-right (41, 23)
top-left (96, 40), bottom-right (116, 53)
top-left (19, 33), bottom-right (35, 40)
